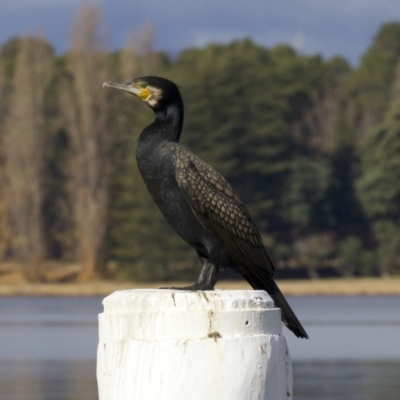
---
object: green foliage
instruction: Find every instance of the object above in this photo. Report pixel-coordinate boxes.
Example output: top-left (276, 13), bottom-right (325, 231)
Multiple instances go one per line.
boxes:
top-left (339, 236), bottom-right (379, 276)
top-left (168, 40), bottom-right (326, 233)
top-left (346, 22), bottom-right (400, 133)
top-left (325, 119), bottom-right (370, 238)
top-left (372, 221), bottom-right (400, 275)
top-left (357, 100), bottom-right (400, 274)
top-left (104, 32), bottom-right (400, 278)
top-left (370, 22), bottom-right (400, 54)
top-left (283, 156), bottom-right (331, 231)
top-left (358, 102), bottom-right (400, 220)
top-left (325, 56), bottom-right (351, 81)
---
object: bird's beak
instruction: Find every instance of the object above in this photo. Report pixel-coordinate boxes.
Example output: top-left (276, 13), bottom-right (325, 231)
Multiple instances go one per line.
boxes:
top-left (103, 81), bottom-right (150, 100)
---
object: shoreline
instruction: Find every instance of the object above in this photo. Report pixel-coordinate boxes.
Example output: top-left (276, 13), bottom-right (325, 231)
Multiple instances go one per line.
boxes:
top-left (0, 277), bottom-right (399, 296)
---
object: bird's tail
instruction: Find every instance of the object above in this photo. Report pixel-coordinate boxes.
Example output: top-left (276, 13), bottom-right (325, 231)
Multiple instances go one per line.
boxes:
top-left (244, 269), bottom-right (309, 339)
top-left (263, 277), bottom-right (309, 339)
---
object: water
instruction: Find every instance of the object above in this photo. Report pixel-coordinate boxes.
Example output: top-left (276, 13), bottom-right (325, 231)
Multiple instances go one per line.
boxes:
top-left (1, 296), bottom-right (400, 400)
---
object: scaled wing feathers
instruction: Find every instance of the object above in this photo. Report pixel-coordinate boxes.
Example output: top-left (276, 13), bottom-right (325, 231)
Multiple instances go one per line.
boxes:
top-left (174, 147), bottom-right (275, 275)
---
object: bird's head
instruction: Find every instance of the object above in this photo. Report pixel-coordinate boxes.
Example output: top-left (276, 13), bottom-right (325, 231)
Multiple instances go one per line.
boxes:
top-left (103, 76), bottom-right (181, 111)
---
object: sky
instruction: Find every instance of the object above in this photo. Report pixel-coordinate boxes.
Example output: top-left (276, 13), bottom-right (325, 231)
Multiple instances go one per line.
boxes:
top-left (0, 0), bottom-right (400, 65)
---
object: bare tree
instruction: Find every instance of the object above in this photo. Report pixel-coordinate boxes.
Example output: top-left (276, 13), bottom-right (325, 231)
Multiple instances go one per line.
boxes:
top-left (0, 60), bottom-right (9, 262)
top-left (2, 37), bottom-right (53, 280)
top-left (120, 23), bottom-right (161, 80)
top-left (59, 4), bottom-right (110, 280)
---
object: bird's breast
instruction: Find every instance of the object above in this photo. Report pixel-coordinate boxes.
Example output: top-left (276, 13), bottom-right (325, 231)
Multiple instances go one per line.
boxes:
top-left (135, 142), bottom-right (213, 248)
top-left (136, 143), bottom-right (189, 220)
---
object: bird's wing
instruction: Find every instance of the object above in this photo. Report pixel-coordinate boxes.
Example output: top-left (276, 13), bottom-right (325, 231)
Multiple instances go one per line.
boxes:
top-left (174, 147), bottom-right (275, 275)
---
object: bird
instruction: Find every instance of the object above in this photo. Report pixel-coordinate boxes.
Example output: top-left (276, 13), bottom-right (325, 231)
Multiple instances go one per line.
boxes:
top-left (103, 76), bottom-right (308, 339)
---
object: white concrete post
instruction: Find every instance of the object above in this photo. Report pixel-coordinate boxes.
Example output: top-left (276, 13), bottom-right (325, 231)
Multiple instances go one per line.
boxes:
top-left (97, 289), bottom-right (293, 400)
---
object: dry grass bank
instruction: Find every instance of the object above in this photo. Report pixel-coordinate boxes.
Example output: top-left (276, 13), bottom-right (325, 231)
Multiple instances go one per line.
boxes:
top-left (276, 277), bottom-right (400, 296)
top-left (0, 277), bottom-right (399, 296)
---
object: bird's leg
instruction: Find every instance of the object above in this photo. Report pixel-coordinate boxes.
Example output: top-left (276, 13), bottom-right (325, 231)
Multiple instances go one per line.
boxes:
top-left (160, 259), bottom-right (219, 291)
top-left (190, 259), bottom-right (219, 290)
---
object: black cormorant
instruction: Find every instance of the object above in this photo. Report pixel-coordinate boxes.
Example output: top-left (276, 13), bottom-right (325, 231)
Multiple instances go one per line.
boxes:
top-left (103, 76), bottom-right (308, 339)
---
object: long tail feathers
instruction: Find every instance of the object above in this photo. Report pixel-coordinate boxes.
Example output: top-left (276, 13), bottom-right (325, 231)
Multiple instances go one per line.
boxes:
top-left (244, 269), bottom-right (309, 339)
top-left (263, 278), bottom-right (309, 339)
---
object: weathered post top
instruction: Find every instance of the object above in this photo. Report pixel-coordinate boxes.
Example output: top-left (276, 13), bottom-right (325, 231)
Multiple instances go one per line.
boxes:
top-left (97, 289), bottom-right (293, 400)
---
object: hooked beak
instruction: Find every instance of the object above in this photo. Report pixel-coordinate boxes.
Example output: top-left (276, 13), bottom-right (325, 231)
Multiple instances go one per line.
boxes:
top-left (103, 81), bottom-right (142, 96)
top-left (103, 81), bottom-right (152, 101)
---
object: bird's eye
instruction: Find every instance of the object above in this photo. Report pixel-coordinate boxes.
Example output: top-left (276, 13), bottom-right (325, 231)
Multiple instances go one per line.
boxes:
top-left (140, 82), bottom-right (147, 88)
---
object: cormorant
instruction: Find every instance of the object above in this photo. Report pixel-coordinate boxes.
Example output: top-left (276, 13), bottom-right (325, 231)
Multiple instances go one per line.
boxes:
top-left (103, 76), bottom-right (308, 339)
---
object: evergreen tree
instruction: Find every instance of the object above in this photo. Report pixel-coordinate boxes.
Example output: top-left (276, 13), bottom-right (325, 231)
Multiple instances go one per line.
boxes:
top-left (346, 22), bottom-right (400, 136)
top-left (169, 40), bottom-right (327, 237)
top-left (357, 100), bottom-right (400, 274)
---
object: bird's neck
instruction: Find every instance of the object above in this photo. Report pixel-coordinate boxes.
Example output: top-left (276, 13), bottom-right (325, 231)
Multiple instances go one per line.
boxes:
top-left (141, 100), bottom-right (184, 144)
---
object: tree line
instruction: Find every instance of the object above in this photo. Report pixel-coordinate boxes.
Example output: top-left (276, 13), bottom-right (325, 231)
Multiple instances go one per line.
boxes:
top-left (0, 4), bottom-right (399, 281)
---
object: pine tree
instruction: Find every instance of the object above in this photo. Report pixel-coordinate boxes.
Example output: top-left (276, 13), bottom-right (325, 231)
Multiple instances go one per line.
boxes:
top-left (357, 99), bottom-right (400, 274)
top-left (346, 22), bottom-right (400, 136)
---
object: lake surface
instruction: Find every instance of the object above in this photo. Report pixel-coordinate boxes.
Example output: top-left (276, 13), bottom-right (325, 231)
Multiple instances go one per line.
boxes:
top-left (1, 296), bottom-right (400, 400)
